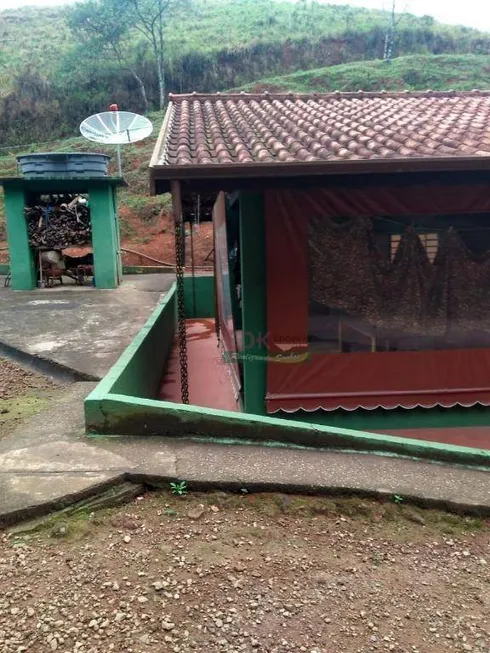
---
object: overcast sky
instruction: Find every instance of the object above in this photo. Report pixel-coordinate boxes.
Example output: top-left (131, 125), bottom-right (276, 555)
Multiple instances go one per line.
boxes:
top-left (0, 0), bottom-right (489, 30)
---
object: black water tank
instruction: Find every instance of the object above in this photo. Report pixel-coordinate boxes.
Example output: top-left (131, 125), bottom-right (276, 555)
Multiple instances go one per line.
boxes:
top-left (17, 152), bottom-right (110, 178)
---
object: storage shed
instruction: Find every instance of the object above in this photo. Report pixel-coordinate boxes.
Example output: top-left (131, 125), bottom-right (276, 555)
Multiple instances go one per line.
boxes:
top-left (1, 153), bottom-right (125, 290)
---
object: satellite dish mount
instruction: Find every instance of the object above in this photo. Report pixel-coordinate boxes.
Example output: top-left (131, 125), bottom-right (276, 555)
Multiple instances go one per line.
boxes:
top-left (79, 105), bottom-right (153, 176)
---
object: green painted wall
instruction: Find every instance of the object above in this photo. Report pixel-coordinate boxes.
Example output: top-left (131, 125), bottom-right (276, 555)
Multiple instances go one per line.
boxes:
top-left (184, 275), bottom-right (215, 318)
top-left (239, 191), bottom-right (267, 415)
top-left (86, 286), bottom-right (176, 401)
top-left (3, 186), bottom-right (36, 290)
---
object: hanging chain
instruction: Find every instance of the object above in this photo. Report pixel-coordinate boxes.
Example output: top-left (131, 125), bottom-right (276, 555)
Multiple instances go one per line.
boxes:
top-left (175, 219), bottom-right (189, 404)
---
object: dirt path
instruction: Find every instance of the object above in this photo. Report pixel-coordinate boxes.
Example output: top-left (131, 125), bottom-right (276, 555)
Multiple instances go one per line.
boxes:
top-left (0, 358), bottom-right (60, 439)
top-left (1, 492), bottom-right (489, 653)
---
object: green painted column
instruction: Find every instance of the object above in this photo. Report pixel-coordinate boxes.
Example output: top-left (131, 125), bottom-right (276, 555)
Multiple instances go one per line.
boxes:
top-left (3, 185), bottom-right (36, 290)
top-left (111, 186), bottom-right (123, 283)
top-left (88, 184), bottom-right (119, 289)
top-left (239, 191), bottom-right (267, 415)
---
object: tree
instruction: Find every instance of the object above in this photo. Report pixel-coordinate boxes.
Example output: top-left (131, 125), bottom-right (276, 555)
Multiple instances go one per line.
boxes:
top-left (122, 0), bottom-right (172, 110)
top-left (383, 0), bottom-right (407, 61)
top-left (337, 5), bottom-right (354, 31)
top-left (66, 0), bottom-right (149, 112)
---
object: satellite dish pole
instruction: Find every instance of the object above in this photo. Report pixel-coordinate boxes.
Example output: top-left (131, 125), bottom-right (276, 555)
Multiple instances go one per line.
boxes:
top-left (109, 103), bottom-right (123, 176)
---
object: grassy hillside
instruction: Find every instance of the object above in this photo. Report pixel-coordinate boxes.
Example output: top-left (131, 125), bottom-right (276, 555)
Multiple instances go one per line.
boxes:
top-left (235, 54), bottom-right (490, 93)
top-left (1, 0), bottom-right (490, 147)
top-left (0, 7), bottom-right (71, 79)
top-left (1, 1), bottom-right (483, 77)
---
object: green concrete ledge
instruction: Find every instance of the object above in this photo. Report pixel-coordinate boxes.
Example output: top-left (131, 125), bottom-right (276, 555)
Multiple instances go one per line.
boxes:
top-left (85, 393), bottom-right (490, 468)
top-left (122, 266), bottom-right (175, 275)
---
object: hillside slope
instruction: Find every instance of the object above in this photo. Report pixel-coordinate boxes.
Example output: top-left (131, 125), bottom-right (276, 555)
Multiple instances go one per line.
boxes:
top-left (1, 1), bottom-right (490, 147)
top-left (1, 0), bottom-right (484, 78)
top-left (236, 54), bottom-right (490, 93)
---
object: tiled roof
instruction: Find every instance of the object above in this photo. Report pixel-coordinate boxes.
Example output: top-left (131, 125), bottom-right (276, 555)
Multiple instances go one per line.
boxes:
top-left (152, 90), bottom-right (490, 168)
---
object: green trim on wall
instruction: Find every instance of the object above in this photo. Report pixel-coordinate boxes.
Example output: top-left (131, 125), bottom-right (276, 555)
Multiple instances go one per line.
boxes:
top-left (184, 274), bottom-right (215, 318)
top-left (239, 191), bottom-right (267, 415)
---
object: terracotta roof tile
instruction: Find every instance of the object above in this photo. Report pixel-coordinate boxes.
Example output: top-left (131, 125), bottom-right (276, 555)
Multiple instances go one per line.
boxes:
top-left (153, 91), bottom-right (490, 168)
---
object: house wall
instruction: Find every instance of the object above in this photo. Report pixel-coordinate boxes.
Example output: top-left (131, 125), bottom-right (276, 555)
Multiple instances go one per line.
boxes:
top-left (84, 175), bottom-right (490, 455)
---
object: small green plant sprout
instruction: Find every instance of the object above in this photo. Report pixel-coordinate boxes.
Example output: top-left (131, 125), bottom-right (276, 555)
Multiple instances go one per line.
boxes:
top-left (170, 481), bottom-right (188, 496)
top-left (373, 552), bottom-right (382, 567)
top-left (393, 494), bottom-right (404, 505)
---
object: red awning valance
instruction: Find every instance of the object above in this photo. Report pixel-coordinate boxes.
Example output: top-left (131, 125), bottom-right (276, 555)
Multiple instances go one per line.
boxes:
top-left (265, 185), bottom-right (490, 414)
top-left (266, 349), bottom-right (490, 413)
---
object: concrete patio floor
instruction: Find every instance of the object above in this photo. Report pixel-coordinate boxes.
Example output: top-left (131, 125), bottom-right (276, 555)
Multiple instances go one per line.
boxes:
top-left (0, 274), bottom-right (175, 380)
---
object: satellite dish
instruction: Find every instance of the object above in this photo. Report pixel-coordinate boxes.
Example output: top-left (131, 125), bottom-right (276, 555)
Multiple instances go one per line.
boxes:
top-left (79, 108), bottom-right (153, 175)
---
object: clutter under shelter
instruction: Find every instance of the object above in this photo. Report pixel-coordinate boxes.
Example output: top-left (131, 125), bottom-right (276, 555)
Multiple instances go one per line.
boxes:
top-left (1, 153), bottom-right (125, 290)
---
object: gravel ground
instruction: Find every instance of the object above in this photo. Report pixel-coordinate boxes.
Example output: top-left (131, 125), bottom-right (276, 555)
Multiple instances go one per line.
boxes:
top-left (0, 358), bottom-right (57, 401)
top-left (0, 358), bottom-right (59, 439)
top-left (1, 491), bottom-right (489, 653)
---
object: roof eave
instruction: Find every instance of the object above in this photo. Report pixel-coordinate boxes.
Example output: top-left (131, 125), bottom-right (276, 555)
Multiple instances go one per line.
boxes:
top-left (149, 101), bottom-right (174, 194)
top-left (149, 155), bottom-right (490, 194)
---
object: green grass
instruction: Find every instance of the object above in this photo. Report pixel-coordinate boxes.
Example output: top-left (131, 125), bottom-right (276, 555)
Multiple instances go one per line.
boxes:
top-left (1, 0), bottom-right (489, 150)
top-left (1, 1), bottom-right (482, 76)
top-left (0, 7), bottom-right (72, 81)
top-left (234, 53), bottom-right (490, 93)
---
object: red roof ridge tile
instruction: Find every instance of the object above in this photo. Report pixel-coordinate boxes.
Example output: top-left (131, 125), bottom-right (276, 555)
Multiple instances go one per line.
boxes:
top-left (167, 89), bottom-right (490, 102)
